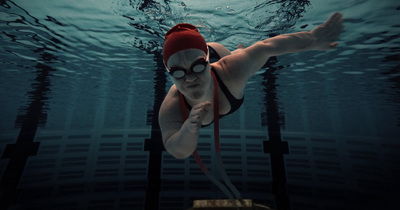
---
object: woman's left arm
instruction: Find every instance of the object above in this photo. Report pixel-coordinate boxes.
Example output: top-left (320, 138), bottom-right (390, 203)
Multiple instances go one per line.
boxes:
top-left (217, 12), bottom-right (344, 89)
top-left (261, 12), bottom-right (344, 55)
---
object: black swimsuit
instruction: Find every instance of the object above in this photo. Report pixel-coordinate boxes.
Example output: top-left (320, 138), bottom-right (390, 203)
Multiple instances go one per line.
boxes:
top-left (181, 45), bottom-right (244, 127)
top-left (183, 67), bottom-right (244, 127)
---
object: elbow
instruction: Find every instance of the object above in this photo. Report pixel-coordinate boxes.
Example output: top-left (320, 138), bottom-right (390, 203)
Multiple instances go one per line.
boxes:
top-left (161, 125), bottom-right (198, 159)
top-left (171, 152), bottom-right (191, 159)
top-left (167, 147), bottom-right (193, 159)
top-left (164, 140), bottom-right (195, 159)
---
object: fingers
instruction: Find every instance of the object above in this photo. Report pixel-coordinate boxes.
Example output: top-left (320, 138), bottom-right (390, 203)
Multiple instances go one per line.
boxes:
top-left (189, 114), bottom-right (201, 129)
top-left (184, 101), bottom-right (211, 133)
top-left (325, 12), bottom-right (344, 45)
top-left (189, 101), bottom-right (211, 126)
top-left (325, 12), bottom-right (343, 30)
top-left (311, 12), bottom-right (344, 50)
top-left (332, 12), bottom-right (344, 30)
top-left (192, 101), bottom-right (211, 112)
top-left (329, 42), bottom-right (339, 49)
top-left (326, 12), bottom-right (343, 25)
top-left (332, 12), bottom-right (343, 21)
top-left (237, 44), bottom-right (246, 49)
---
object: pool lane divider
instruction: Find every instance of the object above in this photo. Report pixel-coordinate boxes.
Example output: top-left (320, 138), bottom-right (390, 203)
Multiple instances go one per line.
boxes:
top-left (262, 56), bottom-right (291, 210)
top-left (0, 62), bottom-right (53, 210)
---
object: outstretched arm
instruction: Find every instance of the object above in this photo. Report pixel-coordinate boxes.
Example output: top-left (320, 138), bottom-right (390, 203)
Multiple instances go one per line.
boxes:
top-left (217, 12), bottom-right (344, 89)
top-left (262, 12), bottom-right (344, 55)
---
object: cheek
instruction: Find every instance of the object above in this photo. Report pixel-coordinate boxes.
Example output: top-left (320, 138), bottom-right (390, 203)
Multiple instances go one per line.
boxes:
top-left (201, 68), bottom-right (211, 81)
top-left (171, 77), bottom-right (184, 89)
top-left (171, 76), bottom-right (181, 84)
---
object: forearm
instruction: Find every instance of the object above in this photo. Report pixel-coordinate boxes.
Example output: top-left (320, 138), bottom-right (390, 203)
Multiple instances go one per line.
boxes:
top-left (239, 31), bottom-right (317, 76)
top-left (262, 31), bottom-right (316, 56)
top-left (220, 12), bottom-right (342, 86)
top-left (164, 121), bottom-right (199, 159)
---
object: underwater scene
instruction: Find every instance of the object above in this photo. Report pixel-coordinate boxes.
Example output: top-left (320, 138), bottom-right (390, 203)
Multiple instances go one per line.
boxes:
top-left (0, 0), bottom-right (399, 209)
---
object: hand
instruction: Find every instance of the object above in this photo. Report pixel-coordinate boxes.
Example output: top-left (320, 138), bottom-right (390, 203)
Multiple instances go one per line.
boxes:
top-left (186, 101), bottom-right (211, 133)
top-left (311, 12), bottom-right (344, 50)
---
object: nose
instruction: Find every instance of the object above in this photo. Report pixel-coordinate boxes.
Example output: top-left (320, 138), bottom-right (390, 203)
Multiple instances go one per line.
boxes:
top-left (185, 73), bottom-right (197, 82)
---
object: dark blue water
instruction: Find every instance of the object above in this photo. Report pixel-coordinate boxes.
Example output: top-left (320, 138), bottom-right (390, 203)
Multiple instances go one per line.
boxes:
top-left (1, 0), bottom-right (399, 209)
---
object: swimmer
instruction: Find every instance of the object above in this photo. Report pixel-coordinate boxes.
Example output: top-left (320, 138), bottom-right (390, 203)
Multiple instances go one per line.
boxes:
top-left (159, 12), bottom-right (344, 159)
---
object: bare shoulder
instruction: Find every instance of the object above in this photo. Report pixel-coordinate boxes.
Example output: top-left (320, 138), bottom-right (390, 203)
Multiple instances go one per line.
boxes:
top-left (210, 62), bottom-right (244, 99)
top-left (211, 42), bottom-right (271, 95)
top-left (159, 85), bottom-right (182, 122)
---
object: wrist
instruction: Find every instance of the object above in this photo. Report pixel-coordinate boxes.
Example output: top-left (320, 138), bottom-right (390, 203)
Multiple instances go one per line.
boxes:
top-left (309, 32), bottom-right (317, 50)
top-left (183, 120), bottom-right (200, 134)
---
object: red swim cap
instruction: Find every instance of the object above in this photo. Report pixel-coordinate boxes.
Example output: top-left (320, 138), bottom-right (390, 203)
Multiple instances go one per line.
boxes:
top-left (163, 23), bottom-right (208, 66)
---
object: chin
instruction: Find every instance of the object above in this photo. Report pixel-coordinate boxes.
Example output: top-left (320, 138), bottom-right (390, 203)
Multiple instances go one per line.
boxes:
top-left (181, 82), bottom-right (208, 100)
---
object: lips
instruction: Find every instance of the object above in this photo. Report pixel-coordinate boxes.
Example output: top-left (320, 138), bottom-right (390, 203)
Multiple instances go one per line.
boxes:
top-left (186, 83), bottom-right (200, 88)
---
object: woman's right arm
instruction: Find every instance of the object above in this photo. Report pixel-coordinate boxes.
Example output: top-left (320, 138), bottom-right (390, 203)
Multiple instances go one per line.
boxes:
top-left (158, 85), bottom-right (211, 159)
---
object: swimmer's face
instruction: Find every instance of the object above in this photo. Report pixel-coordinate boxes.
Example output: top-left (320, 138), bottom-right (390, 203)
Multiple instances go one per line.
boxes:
top-left (166, 49), bottom-right (211, 100)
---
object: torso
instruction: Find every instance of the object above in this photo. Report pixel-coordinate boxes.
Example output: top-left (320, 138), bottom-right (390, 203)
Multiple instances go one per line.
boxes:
top-left (179, 66), bottom-right (244, 126)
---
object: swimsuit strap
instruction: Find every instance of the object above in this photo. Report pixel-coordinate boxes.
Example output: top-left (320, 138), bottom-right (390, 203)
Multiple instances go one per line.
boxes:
top-left (211, 67), bottom-right (244, 115)
top-left (178, 70), bottom-right (219, 164)
top-left (182, 68), bottom-right (244, 125)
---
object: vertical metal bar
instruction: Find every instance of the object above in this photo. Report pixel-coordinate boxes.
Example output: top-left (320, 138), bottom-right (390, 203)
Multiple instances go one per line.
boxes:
top-left (144, 53), bottom-right (166, 209)
top-left (261, 57), bottom-right (291, 210)
top-left (0, 61), bottom-right (53, 210)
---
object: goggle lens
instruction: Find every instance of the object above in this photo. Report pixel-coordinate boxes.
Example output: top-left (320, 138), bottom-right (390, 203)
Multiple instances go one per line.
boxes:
top-left (168, 58), bottom-right (208, 79)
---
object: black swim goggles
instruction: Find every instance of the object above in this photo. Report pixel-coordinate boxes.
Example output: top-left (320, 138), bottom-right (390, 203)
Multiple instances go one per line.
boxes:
top-left (165, 49), bottom-right (210, 79)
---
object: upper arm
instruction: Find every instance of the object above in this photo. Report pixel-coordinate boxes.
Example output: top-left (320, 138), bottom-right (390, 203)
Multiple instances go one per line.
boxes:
top-left (158, 85), bottom-right (184, 146)
top-left (215, 41), bottom-right (273, 90)
top-left (216, 32), bottom-right (314, 88)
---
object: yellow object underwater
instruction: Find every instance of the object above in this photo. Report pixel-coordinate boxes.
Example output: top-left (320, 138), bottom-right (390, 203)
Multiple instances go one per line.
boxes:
top-left (188, 199), bottom-right (273, 210)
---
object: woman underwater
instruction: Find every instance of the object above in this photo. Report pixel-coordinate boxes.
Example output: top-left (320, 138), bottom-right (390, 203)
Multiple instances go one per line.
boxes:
top-left (159, 12), bottom-right (344, 159)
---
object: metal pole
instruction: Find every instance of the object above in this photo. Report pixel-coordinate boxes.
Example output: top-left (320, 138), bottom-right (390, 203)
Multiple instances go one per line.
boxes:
top-left (144, 53), bottom-right (166, 209)
top-left (0, 61), bottom-right (53, 210)
top-left (262, 57), bottom-right (291, 210)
